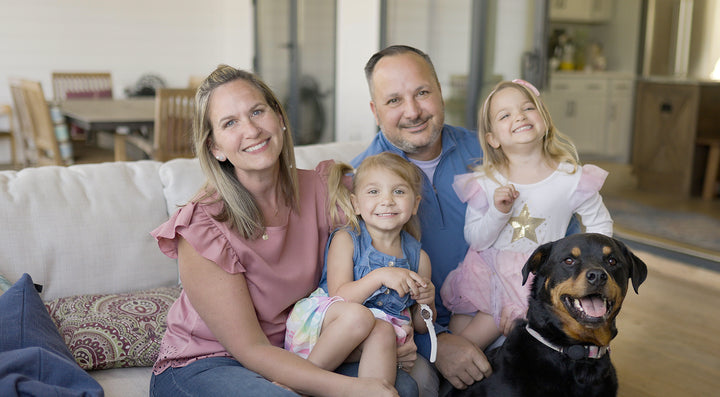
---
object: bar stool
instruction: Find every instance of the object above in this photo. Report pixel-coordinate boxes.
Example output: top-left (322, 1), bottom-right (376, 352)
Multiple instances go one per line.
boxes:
top-left (0, 105), bottom-right (17, 168)
top-left (697, 137), bottom-right (720, 200)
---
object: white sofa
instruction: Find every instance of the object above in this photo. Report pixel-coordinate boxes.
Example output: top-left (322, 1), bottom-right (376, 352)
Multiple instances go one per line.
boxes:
top-left (0, 140), bottom-right (368, 397)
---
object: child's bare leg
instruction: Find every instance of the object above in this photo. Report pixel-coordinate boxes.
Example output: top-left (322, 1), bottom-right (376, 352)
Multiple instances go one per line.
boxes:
top-left (450, 312), bottom-right (501, 350)
top-left (307, 301), bottom-right (375, 371)
top-left (357, 319), bottom-right (397, 384)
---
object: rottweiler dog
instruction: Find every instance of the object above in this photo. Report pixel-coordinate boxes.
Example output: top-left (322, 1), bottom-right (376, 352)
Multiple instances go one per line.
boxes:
top-left (450, 233), bottom-right (648, 397)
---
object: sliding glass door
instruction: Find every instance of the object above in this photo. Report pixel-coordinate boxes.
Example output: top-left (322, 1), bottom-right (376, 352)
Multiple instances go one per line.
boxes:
top-left (254, 0), bottom-right (336, 144)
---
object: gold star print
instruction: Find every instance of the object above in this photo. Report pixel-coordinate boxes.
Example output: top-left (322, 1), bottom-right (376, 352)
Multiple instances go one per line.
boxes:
top-left (509, 203), bottom-right (545, 243)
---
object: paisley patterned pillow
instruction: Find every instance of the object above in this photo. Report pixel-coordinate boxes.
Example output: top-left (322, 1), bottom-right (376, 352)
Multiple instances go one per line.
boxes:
top-left (45, 286), bottom-right (182, 370)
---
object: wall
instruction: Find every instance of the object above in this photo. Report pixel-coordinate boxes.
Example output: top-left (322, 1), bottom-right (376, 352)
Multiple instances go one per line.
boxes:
top-left (335, 0), bottom-right (380, 142)
top-left (0, 0), bottom-right (253, 163)
top-left (688, 0), bottom-right (720, 79)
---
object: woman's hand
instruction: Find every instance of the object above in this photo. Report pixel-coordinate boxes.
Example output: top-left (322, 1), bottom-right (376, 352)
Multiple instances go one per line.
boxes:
top-left (379, 267), bottom-right (427, 298)
top-left (493, 184), bottom-right (518, 214)
top-left (396, 323), bottom-right (417, 371)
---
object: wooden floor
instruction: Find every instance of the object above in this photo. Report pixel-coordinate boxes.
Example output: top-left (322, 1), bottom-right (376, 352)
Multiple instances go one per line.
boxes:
top-left (589, 161), bottom-right (720, 397)
top-left (612, 248), bottom-right (720, 397)
top-left (3, 150), bottom-right (720, 395)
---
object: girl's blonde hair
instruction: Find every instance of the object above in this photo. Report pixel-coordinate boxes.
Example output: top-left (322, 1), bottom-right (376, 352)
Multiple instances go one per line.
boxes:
top-left (192, 65), bottom-right (299, 239)
top-left (328, 152), bottom-right (423, 241)
top-left (477, 80), bottom-right (579, 179)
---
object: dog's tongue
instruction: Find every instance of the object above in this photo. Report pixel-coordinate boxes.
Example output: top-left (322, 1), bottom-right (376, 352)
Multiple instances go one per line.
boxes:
top-left (581, 296), bottom-right (607, 317)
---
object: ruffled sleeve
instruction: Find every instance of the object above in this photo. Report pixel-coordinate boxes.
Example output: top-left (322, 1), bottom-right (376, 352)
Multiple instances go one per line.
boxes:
top-left (313, 159), bottom-right (335, 185)
top-left (151, 201), bottom-right (243, 274)
top-left (569, 165), bottom-right (608, 209)
top-left (570, 164), bottom-right (613, 236)
top-left (452, 172), bottom-right (489, 211)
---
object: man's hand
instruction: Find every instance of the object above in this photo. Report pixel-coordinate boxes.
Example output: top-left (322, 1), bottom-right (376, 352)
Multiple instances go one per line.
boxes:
top-left (434, 332), bottom-right (492, 389)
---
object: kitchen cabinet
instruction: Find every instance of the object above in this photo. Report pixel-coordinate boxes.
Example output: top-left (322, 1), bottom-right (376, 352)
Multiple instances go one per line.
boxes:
top-left (545, 77), bottom-right (607, 155)
top-left (550, 0), bottom-right (613, 23)
top-left (543, 73), bottom-right (634, 162)
top-left (605, 79), bottom-right (634, 162)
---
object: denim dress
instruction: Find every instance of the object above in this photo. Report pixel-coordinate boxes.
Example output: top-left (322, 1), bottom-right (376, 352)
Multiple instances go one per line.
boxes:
top-left (319, 220), bottom-right (421, 320)
top-left (285, 220), bottom-right (423, 358)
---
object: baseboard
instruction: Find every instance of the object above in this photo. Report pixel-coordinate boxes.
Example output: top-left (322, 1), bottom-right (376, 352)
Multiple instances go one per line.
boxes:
top-left (615, 225), bottom-right (720, 273)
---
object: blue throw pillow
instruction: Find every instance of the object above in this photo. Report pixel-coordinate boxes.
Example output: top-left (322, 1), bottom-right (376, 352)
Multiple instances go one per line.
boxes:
top-left (0, 273), bottom-right (103, 396)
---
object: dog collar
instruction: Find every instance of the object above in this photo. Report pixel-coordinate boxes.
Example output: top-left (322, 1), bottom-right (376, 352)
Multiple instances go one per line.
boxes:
top-left (525, 325), bottom-right (609, 360)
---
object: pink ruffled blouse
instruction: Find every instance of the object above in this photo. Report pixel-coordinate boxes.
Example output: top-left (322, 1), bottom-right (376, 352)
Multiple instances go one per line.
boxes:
top-left (151, 163), bottom-right (333, 374)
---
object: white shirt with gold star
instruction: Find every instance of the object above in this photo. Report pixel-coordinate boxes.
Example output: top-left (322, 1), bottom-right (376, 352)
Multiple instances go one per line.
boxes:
top-left (454, 162), bottom-right (613, 254)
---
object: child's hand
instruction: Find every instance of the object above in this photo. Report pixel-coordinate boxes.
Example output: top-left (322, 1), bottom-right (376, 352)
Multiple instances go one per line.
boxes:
top-left (411, 277), bottom-right (435, 305)
top-left (380, 267), bottom-right (427, 298)
top-left (494, 184), bottom-right (519, 214)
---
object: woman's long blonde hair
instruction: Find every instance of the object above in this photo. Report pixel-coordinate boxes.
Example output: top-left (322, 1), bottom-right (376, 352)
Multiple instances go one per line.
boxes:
top-left (327, 152), bottom-right (423, 241)
top-left (193, 65), bottom-right (299, 239)
top-left (477, 80), bottom-right (579, 179)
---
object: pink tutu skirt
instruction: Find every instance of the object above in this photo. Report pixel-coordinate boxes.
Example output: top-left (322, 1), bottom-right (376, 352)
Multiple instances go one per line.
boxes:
top-left (440, 248), bottom-right (533, 327)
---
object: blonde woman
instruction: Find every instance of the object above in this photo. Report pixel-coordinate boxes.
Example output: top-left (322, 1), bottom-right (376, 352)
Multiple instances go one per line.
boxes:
top-left (149, 65), bottom-right (413, 397)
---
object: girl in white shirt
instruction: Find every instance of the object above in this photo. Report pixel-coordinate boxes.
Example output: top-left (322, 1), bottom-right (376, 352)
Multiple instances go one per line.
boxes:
top-left (440, 79), bottom-right (613, 350)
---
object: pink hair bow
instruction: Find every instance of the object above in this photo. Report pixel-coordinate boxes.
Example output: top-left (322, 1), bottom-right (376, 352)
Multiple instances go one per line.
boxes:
top-left (512, 79), bottom-right (540, 97)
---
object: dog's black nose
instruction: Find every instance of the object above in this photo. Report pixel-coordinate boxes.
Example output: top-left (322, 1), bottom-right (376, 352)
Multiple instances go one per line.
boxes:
top-left (586, 269), bottom-right (608, 286)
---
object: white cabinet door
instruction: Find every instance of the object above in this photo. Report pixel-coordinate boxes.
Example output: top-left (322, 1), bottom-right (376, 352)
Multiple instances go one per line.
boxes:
top-left (605, 79), bottom-right (634, 162)
top-left (546, 77), bottom-right (608, 156)
top-left (550, 0), bottom-right (613, 22)
top-left (549, 0), bottom-right (588, 21)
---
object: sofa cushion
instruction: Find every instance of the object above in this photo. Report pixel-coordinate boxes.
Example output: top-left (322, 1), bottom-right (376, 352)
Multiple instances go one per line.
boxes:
top-left (293, 140), bottom-right (369, 169)
top-left (45, 286), bottom-right (182, 370)
top-left (0, 161), bottom-right (178, 300)
top-left (158, 158), bottom-right (205, 217)
top-left (0, 273), bottom-right (103, 396)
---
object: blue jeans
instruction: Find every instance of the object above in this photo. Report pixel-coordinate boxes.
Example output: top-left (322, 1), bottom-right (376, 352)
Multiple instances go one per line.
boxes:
top-left (150, 357), bottom-right (418, 397)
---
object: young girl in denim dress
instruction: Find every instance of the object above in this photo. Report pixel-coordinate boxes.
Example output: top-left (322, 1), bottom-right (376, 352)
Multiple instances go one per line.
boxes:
top-left (285, 152), bottom-right (436, 387)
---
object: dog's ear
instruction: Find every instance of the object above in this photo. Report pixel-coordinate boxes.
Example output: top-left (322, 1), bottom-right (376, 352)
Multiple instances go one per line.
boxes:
top-left (628, 251), bottom-right (648, 293)
top-left (522, 241), bottom-right (554, 285)
top-left (614, 238), bottom-right (648, 293)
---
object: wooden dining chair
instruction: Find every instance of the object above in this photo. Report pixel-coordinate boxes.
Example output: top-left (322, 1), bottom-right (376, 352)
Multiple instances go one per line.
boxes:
top-left (0, 105), bottom-right (17, 167)
top-left (114, 88), bottom-right (196, 162)
top-left (20, 80), bottom-right (64, 166)
top-left (9, 79), bottom-right (39, 166)
top-left (51, 72), bottom-right (113, 101)
top-left (52, 72), bottom-right (113, 141)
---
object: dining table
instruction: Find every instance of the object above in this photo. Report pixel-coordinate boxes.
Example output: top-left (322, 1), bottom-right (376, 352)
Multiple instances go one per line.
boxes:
top-left (60, 98), bottom-right (156, 132)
